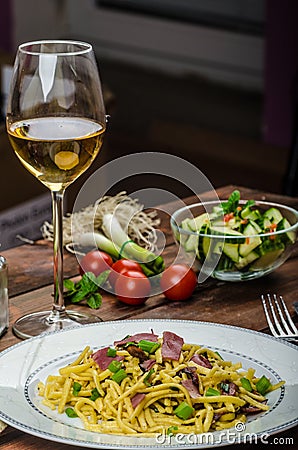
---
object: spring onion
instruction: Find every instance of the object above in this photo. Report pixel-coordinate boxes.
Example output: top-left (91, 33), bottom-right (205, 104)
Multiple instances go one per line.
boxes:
top-left (78, 214), bottom-right (165, 277)
top-left (72, 382), bottom-right (82, 396)
top-left (143, 369), bottom-right (155, 386)
top-left (138, 340), bottom-right (160, 354)
top-left (89, 388), bottom-right (101, 401)
top-left (215, 351), bottom-right (223, 360)
top-left (167, 426), bottom-right (178, 436)
top-left (65, 407), bottom-right (78, 418)
top-left (107, 347), bottom-right (117, 357)
top-left (102, 214), bottom-right (165, 276)
top-left (174, 402), bottom-right (194, 420)
top-left (108, 360), bottom-right (122, 373)
top-left (206, 387), bottom-right (220, 396)
top-left (78, 231), bottom-right (120, 259)
top-left (240, 377), bottom-right (253, 392)
top-left (256, 375), bottom-right (271, 395)
top-left (111, 368), bottom-right (127, 384)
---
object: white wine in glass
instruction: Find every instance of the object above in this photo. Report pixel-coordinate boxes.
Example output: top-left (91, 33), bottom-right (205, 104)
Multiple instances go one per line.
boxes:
top-left (6, 40), bottom-right (107, 339)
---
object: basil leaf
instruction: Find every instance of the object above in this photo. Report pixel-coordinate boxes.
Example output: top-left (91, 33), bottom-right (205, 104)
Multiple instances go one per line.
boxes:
top-left (64, 279), bottom-right (75, 292)
top-left (221, 190), bottom-right (240, 214)
top-left (87, 293), bottom-right (102, 309)
top-left (79, 272), bottom-right (98, 292)
top-left (70, 289), bottom-right (89, 303)
top-left (96, 270), bottom-right (111, 287)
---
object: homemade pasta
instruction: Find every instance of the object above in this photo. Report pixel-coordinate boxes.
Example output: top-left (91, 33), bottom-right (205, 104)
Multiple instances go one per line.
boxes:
top-left (37, 331), bottom-right (284, 437)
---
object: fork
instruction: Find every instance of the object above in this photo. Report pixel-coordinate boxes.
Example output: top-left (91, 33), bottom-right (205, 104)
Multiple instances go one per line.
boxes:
top-left (261, 294), bottom-right (298, 341)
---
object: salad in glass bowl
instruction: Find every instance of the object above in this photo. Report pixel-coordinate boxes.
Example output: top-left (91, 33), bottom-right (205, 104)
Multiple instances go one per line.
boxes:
top-left (171, 191), bottom-right (298, 281)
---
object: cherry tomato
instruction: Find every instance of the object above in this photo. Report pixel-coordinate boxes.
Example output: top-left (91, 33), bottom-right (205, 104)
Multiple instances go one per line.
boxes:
top-left (115, 270), bottom-right (151, 305)
top-left (79, 250), bottom-right (113, 276)
top-left (109, 259), bottom-right (143, 288)
top-left (160, 264), bottom-right (197, 301)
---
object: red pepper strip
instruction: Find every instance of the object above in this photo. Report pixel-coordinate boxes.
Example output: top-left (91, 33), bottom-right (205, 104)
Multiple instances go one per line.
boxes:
top-left (224, 213), bottom-right (234, 222)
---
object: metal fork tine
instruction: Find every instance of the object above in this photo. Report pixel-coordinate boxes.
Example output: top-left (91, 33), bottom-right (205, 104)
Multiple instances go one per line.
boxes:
top-left (267, 294), bottom-right (284, 335)
top-left (273, 294), bottom-right (293, 335)
top-left (261, 294), bottom-right (298, 340)
top-left (261, 294), bottom-right (278, 337)
top-left (279, 295), bottom-right (298, 334)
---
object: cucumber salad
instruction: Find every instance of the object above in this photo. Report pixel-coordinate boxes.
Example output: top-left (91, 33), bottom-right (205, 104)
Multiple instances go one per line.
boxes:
top-left (180, 190), bottom-right (296, 274)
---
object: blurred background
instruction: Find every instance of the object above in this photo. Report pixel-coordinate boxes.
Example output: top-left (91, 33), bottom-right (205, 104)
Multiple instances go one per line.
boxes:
top-left (0, 0), bottom-right (297, 248)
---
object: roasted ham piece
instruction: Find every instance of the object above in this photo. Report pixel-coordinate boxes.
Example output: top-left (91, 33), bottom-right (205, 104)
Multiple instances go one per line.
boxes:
top-left (161, 331), bottom-right (184, 361)
top-left (191, 353), bottom-right (212, 369)
top-left (114, 332), bottom-right (158, 347)
top-left (92, 347), bottom-right (123, 370)
top-left (131, 393), bottom-right (146, 408)
top-left (181, 379), bottom-right (201, 398)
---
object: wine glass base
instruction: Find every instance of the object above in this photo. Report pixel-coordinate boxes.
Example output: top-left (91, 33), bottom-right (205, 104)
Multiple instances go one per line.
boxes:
top-left (12, 310), bottom-right (102, 340)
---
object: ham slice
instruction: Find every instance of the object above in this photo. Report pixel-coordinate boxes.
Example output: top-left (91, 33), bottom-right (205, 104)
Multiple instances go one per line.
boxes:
top-left (92, 347), bottom-right (123, 370)
top-left (228, 382), bottom-right (238, 396)
top-left (182, 379), bottom-right (201, 398)
top-left (161, 331), bottom-right (184, 361)
top-left (140, 359), bottom-right (156, 371)
top-left (114, 332), bottom-right (158, 347)
top-left (191, 353), bottom-right (212, 369)
top-left (131, 393), bottom-right (146, 408)
top-left (181, 366), bottom-right (199, 385)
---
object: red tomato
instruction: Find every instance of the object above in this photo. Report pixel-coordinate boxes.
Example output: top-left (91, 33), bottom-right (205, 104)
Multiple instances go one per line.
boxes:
top-left (109, 259), bottom-right (143, 288)
top-left (79, 250), bottom-right (113, 276)
top-left (160, 264), bottom-right (197, 301)
top-left (115, 270), bottom-right (151, 305)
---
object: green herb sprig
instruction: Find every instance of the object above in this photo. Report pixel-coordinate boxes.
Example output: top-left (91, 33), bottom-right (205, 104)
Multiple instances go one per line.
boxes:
top-left (221, 190), bottom-right (240, 214)
top-left (64, 270), bottom-right (110, 309)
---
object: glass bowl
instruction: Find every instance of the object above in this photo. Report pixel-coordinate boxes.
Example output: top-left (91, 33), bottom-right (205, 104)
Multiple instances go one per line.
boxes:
top-left (170, 200), bottom-right (298, 282)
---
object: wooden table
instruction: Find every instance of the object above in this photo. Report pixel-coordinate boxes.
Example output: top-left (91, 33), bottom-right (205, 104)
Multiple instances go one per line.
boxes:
top-left (0, 185), bottom-right (297, 449)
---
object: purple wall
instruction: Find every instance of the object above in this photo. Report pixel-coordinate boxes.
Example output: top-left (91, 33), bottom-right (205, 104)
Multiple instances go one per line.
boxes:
top-left (0, 0), bottom-right (13, 53)
top-left (263, 0), bottom-right (298, 148)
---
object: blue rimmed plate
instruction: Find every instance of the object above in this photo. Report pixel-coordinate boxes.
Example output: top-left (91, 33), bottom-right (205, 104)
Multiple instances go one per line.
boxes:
top-left (0, 319), bottom-right (297, 449)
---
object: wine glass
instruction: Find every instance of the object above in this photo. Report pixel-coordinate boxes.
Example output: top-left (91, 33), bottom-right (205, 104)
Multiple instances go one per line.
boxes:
top-left (6, 40), bottom-right (107, 339)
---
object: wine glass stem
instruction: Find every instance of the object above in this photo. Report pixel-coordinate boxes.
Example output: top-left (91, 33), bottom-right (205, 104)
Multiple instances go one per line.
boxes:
top-left (49, 190), bottom-right (67, 322)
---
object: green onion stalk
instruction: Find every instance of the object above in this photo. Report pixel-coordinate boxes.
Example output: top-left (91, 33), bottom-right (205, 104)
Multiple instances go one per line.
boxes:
top-left (77, 214), bottom-right (165, 277)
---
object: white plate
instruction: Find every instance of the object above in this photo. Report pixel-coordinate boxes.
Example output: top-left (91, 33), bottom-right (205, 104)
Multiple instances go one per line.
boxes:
top-left (0, 319), bottom-right (297, 449)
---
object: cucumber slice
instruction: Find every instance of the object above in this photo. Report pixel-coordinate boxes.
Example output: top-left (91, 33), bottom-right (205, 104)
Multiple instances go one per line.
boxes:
top-left (202, 236), bottom-right (211, 257)
top-left (239, 223), bottom-right (262, 257)
top-left (241, 206), bottom-right (261, 221)
top-left (184, 235), bottom-right (199, 252)
top-left (198, 224), bottom-right (224, 260)
top-left (257, 216), bottom-right (272, 231)
top-left (180, 217), bottom-right (201, 252)
top-left (277, 218), bottom-right (296, 244)
top-left (183, 212), bottom-right (210, 232)
top-left (209, 226), bottom-right (246, 244)
top-left (248, 220), bottom-right (262, 234)
top-left (212, 205), bottom-right (224, 215)
top-left (197, 224), bottom-right (209, 261)
top-left (257, 239), bottom-right (285, 256)
top-left (216, 254), bottom-right (234, 271)
top-left (222, 243), bottom-right (239, 262)
top-left (239, 239), bottom-right (261, 257)
top-left (235, 251), bottom-right (259, 269)
top-left (263, 207), bottom-right (283, 224)
top-left (249, 248), bottom-right (284, 270)
top-left (181, 219), bottom-right (193, 232)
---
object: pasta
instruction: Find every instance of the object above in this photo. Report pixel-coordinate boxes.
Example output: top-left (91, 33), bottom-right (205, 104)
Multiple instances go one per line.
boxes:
top-left (37, 331), bottom-right (284, 437)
